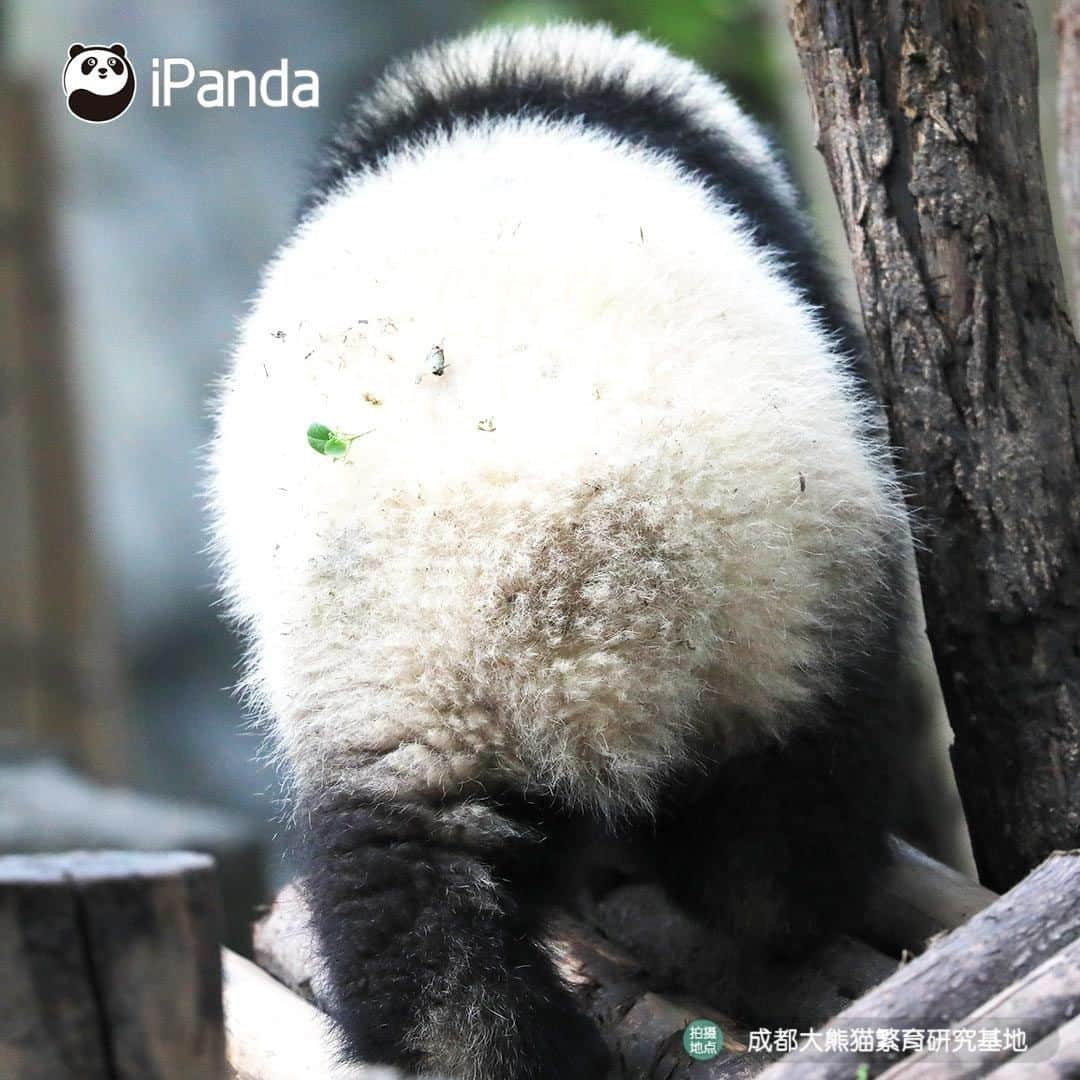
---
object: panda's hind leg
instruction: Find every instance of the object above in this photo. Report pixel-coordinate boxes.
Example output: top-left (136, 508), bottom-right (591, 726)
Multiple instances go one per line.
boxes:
top-left (298, 788), bottom-right (611, 1080)
top-left (650, 712), bottom-right (895, 1018)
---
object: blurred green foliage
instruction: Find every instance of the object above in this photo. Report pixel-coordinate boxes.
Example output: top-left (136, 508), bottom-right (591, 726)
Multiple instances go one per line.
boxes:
top-left (483, 0), bottom-right (783, 127)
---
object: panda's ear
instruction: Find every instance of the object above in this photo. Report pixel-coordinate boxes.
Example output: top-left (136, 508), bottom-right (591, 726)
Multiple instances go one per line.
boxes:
top-left (69, 43), bottom-right (87, 58)
top-left (109, 43), bottom-right (126, 58)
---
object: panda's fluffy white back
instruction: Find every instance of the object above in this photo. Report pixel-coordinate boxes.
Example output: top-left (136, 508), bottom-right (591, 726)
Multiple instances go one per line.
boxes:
top-left (210, 112), bottom-right (904, 815)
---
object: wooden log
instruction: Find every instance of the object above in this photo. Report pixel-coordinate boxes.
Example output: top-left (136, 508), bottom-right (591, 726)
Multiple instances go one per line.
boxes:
top-left (247, 839), bottom-right (980, 1077)
top-left (590, 836), bottom-right (989, 1008)
top-left (860, 836), bottom-right (997, 954)
top-left (591, 881), bottom-right (851, 1028)
top-left (251, 883), bottom-right (768, 1079)
top-left (786, 0), bottom-right (1080, 893)
top-left (812, 936), bottom-right (899, 1002)
top-left (756, 851), bottom-right (1080, 1079)
top-left (877, 935), bottom-right (1080, 1077)
top-left (220, 949), bottom-right (402, 1080)
top-left (0, 850), bottom-right (226, 1080)
top-left (987, 1011), bottom-right (1080, 1078)
top-left (548, 917), bottom-right (768, 1079)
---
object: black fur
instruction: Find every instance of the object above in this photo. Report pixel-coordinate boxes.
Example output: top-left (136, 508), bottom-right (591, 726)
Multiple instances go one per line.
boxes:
top-left (651, 707), bottom-right (897, 1020)
top-left (299, 793), bottom-right (611, 1080)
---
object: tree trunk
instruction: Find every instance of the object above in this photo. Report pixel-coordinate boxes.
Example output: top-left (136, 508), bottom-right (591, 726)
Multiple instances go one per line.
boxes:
top-left (787, 0), bottom-right (1080, 891)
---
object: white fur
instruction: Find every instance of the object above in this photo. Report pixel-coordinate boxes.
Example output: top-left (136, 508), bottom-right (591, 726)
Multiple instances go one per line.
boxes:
top-left (209, 29), bottom-right (906, 817)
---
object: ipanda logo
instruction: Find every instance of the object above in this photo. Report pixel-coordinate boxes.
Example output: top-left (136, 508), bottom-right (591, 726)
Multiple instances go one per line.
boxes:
top-left (63, 42), bottom-right (319, 121)
top-left (150, 58), bottom-right (319, 109)
top-left (63, 43), bottom-right (136, 123)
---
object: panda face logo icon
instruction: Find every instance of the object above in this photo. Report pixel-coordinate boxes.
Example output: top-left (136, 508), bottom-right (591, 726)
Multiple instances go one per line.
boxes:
top-left (63, 43), bottom-right (136, 123)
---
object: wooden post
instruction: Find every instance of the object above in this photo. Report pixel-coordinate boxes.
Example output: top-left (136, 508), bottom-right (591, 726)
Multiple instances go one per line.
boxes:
top-left (787, 0), bottom-right (1080, 892)
top-left (0, 79), bottom-right (128, 779)
top-left (0, 850), bottom-right (226, 1080)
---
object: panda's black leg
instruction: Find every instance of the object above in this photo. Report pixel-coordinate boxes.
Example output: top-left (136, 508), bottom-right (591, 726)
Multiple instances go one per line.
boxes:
top-left (651, 715), bottom-right (894, 1016)
top-left (297, 791), bottom-right (611, 1080)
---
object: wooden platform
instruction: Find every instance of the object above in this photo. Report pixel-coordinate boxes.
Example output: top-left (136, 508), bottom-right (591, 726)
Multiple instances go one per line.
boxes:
top-left (223, 843), bottom-right (1080, 1079)
top-left (2, 844), bottom-right (1074, 1078)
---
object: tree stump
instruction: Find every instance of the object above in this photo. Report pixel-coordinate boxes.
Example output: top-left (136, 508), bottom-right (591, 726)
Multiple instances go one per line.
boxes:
top-left (0, 850), bottom-right (226, 1080)
top-left (0, 760), bottom-right (267, 952)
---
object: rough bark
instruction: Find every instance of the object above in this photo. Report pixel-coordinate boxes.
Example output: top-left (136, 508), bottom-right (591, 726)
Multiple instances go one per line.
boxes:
top-left (757, 850), bottom-right (1080, 1079)
top-left (987, 1010), bottom-right (1080, 1077)
top-left (1061, 0), bottom-right (1080, 306)
top-left (787, 0), bottom-right (1080, 891)
top-left (0, 850), bottom-right (226, 1080)
top-left (877, 935), bottom-right (1080, 1077)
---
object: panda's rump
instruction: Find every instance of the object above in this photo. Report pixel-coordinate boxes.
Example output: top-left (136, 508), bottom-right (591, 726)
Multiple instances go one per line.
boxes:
top-left (212, 121), bottom-right (904, 813)
top-left (233, 383), bottom-right (895, 815)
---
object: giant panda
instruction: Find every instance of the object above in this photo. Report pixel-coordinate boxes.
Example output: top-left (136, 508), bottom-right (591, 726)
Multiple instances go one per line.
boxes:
top-left (209, 23), bottom-right (914, 1080)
